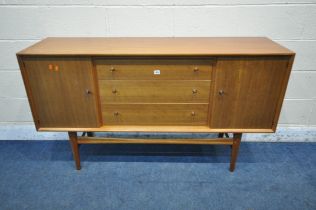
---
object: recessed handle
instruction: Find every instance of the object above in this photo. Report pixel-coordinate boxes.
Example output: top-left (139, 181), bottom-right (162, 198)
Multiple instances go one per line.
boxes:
top-left (219, 90), bottom-right (224, 96)
top-left (192, 89), bottom-right (198, 94)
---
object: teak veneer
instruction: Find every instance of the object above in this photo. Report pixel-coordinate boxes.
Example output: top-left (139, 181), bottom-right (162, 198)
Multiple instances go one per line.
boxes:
top-left (17, 37), bottom-right (295, 171)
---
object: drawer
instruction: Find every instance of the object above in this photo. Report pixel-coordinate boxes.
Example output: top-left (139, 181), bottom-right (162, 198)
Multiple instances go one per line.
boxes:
top-left (95, 58), bottom-right (213, 80)
top-left (99, 80), bottom-right (211, 103)
top-left (102, 104), bottom-right (209, 125)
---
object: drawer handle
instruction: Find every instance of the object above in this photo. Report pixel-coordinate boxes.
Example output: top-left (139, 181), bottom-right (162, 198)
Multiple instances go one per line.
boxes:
top-left (110, 66), bottom-right (115, 72)
top-left (114, 112), bottom-right (119, 116)
top-left (219, 90), bottom-right (224, 96)
top-left (191, 111), bottom-right (195, 116)
top-left (192, 89), bottom-right (198, 94)
top-left (112, 89), bottom-right (117, 94)
top-left (193, 67), bottom-right (199, 72)
top-left (85, 89), bottom-right (92, 95)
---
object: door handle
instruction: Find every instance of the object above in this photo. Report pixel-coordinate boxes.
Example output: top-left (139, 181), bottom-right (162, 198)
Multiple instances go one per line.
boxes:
top-left (85, 89), bottom-right (92, 95)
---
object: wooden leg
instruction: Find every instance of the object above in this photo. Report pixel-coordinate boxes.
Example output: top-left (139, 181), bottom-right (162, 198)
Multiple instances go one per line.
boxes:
top-left (229, 133), bottom-right (242, 172)
top-left (68, 132), bottom-right (81, 170)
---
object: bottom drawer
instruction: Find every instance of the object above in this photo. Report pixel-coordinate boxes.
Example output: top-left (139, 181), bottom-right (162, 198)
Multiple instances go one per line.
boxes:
top-left (102, 104), bottom-right (209, 125)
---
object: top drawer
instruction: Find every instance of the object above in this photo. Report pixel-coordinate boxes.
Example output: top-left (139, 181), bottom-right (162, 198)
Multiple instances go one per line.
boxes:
top-left (95, 58), bottom-right (213, 80)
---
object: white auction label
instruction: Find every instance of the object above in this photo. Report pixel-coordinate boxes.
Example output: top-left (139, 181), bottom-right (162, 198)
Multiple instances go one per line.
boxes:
top-left (153, 69), bottom-right (160, 75)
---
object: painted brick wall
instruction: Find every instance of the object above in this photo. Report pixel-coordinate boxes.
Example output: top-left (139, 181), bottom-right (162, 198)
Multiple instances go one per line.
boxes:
top-left (0, 0), bottom-right (316, 127)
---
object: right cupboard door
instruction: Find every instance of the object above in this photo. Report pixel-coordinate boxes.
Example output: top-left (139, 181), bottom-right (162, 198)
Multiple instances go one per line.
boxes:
top-left (210, 56), bottom-right (292, 130)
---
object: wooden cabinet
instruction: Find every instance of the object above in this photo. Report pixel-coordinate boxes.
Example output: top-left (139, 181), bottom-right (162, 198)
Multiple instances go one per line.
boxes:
top-left (17, 37), bottom-right (295, 171)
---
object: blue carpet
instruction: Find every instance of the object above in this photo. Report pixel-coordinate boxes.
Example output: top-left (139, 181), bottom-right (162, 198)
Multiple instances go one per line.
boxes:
top-left (0, 140), bottom-right (315, 210)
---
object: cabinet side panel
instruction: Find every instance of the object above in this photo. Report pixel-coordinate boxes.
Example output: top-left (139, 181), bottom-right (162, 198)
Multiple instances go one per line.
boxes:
top-left (210, 56), bottom-right (291, 130)
top-left (17, 55), bottom-right (40, 129)
top-left (271, 55), bottom-right (295, 131)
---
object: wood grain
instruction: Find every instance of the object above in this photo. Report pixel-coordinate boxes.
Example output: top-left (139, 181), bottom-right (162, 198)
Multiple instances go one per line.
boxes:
top-left (102, 104), bottom-right (209, 125)
top-left (210, 56), bottom-right (290, 129)
top-left (17, 37), bottom-right (294, 56)
top-left (99, 80), bottom-right (211, 104)
top-left (95, 58), bottom-right (213, 80)
top-left (22, 57), bottom-right (100, 128)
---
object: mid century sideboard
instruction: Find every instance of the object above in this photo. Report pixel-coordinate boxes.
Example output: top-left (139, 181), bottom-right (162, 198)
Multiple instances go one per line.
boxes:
top-left (17, 37), bottom-right (295, 171)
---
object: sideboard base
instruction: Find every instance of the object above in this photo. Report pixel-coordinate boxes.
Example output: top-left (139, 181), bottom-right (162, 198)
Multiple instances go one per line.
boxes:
top-left (67, 131), bottom-right (242, 172)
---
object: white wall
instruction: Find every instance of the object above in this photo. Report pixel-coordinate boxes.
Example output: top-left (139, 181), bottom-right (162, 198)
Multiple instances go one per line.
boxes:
top-left (0, 0), bottom-right (316, 128)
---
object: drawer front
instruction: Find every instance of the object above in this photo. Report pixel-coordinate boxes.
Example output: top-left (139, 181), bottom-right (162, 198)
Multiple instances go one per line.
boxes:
top-left (102, 104), bottom-right (208, 125)
top-left (96, 58), bottom-right (213, 80)
top-left (99, 80), bottom-right (211, 103)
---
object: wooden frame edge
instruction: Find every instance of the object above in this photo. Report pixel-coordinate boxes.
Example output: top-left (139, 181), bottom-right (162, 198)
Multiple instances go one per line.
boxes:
top-left (271, 54), bottom-right (295, 132)
top-left (90, 56), bottom-right (103, 127)
top-left (17, 55), bottom-right (40, 130)
top-left (38, 126), bottom-right (273, 133)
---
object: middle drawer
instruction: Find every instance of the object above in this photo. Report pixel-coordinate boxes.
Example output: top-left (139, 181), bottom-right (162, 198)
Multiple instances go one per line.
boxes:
top-left (99, 80), bottom-right (211, 103)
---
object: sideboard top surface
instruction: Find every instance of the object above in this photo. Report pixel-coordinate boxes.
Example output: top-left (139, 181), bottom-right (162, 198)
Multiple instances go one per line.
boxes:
top-left (17, 37), bottom-right (294, 56)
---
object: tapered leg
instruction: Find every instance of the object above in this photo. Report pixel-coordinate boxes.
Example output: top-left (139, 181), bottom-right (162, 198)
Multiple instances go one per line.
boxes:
top-left (229, 133), bottom-right (242, 172)
top-left (68, 132), bottom-right (81, 170)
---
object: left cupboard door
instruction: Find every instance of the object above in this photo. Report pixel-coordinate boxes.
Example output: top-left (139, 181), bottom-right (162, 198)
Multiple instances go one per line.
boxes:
top-left (21, 57), bottom-right (100, 128)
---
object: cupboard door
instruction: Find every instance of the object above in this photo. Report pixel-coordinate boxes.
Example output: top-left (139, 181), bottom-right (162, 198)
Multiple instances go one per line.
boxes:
top-left (210, 57), bottom-right (291, 130)
top-left (23, 57), bottom-right (100, 128)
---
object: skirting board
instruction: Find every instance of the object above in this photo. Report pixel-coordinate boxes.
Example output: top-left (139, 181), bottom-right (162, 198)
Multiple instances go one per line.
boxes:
top-left (0, 124), bottom-right (315, 142)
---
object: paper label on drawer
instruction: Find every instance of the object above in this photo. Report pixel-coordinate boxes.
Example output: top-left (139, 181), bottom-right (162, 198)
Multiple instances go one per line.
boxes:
top-left (153, 69), bottom-right (160, 75)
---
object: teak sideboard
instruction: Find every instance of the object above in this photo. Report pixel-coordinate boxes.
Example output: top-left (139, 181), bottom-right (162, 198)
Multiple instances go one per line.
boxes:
top-left (17, 37), bottom-right (295, 171)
